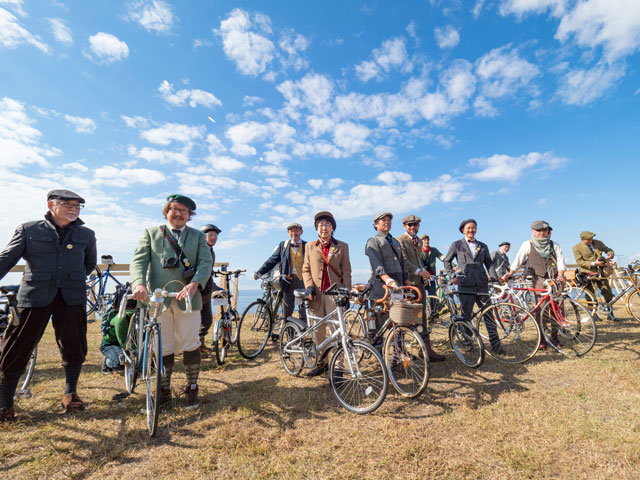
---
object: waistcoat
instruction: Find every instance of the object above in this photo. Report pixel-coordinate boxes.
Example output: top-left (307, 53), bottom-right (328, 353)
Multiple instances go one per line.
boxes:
top-left (290, 244), bottom-right (304, 281)
top-left (527, 241), bottom-right (557, 278)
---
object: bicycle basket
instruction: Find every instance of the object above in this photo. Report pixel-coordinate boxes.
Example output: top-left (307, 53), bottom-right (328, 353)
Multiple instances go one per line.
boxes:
top-left (388, 301), bottom-right (423, 325)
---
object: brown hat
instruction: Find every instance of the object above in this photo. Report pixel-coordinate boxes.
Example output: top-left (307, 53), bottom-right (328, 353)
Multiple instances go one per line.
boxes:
top-left (373, 211), bottom-right (393, 222)
top-left (580, 231), bottom-right (596, 240)
top-left (314, 211), bottom-right (336, 231)
top-left (459, 218), bottom-right (477, 233)
top-left (402, 214), bottom-right (421, 224)
top-left (531, 220), bottom-right (550, 231)
top-left (287, 222), bottom-right (302, 230)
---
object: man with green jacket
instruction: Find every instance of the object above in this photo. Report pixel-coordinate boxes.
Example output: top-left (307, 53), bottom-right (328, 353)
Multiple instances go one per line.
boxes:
top-left (573, 231), bottom-right (615, 305)
top-left (130, 194), bottom-right (212, 409)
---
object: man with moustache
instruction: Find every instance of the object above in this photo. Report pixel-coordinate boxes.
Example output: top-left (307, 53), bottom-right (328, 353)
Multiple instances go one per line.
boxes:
top-left (0, 189), bottom-right (96, 422)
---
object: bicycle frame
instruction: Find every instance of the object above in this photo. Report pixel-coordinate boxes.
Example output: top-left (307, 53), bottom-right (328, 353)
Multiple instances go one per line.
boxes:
top-left (87, 265), bottom-right (123, 311)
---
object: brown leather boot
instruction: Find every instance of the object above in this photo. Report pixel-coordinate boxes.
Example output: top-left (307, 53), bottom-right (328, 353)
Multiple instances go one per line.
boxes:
top-left (423, 335), bottom-right (445, 362)
top-left (61, 393), bottom-right (85, 412)
top-left (199, 337), bottom-right (211, 357)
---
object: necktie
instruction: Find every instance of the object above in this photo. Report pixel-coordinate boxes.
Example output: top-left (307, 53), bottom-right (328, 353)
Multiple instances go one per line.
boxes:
top-left (589, 245), bottom-right (595, 254)
top-left (385, 234), bottom-right (394, 248)
top-left (172, 229), bottom-right (181, 239)
top-left (412, 236), bottom-right (418, 247)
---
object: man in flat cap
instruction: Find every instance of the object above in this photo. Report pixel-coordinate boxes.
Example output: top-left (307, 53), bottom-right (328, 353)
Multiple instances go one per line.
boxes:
top-left (573, 231), bottom-right (615, 310)
top-left (0, 189), bottom-right (96, 422)
top-left (130, 194), bottom-right (212, 410)
top-left (502, 221), bottom-right (567, 348)
top-left (491, 242), bottom-right (511, 279)
top-left (396, 215), bottom-right (445, 361)
top-left (254, 221), bottom-right (307, 330)
top-left (365, 212), bottom-right (408, 335)
top-left (198, 224), bottom-right (222, 356)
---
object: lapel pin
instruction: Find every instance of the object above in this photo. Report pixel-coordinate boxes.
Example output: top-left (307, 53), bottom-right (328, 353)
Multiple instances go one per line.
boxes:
top-left (66, 244), bottom-right (73, 250)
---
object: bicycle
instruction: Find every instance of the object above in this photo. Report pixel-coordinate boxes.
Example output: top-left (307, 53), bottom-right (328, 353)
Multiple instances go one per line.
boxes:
top-left (209, 269), bottom-right (245, 365)
top-left (119, 282), bottom-right (192, 436)
top-left (236, 274), bottom-right (284, 359)
top-left (0, 285), bottom-right (37, 399)
top-left (514, 279), bottom-right (596, 356)
top-left (353, 283), bottom-right (430, 398)
top-left (279, 284), bottom-right (389, 414)
top-left (86, 263), bottom-right (124, 318)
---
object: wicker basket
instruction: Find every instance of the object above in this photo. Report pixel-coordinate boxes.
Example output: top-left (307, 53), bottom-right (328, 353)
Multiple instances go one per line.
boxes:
top-left (388, 301), bottom-right (423, 325)
top-left (565, 269), bottom-right (576, 281)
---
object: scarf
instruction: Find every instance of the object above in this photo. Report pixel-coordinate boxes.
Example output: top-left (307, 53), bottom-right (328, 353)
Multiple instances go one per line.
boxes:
top-left (531, 236), bottom-right (552, 259)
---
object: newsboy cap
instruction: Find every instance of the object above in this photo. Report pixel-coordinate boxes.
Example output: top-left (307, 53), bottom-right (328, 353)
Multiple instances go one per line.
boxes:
top-left (373, 211), bottom-right (393, 222)
top-left (314, 211), bottom-right (336, 231)
top-left (167, 194), bottom-right (196, 211)
top-left (402, 214), bottom-right (421, 224)
top-left (499, 241), bottom-right (511, 247)
top-left (47, 189), bottom-right (85, 203)
top-left (531, 220), bottom-right (550, 231)
top-left (458, 218), bottom-right (477, 233)
top-left (580, 231), bottom-right (596, 240)
top-left (287, 222), bottom-right (302, 230)
top-left (200, 224), bottom-right (221, 234)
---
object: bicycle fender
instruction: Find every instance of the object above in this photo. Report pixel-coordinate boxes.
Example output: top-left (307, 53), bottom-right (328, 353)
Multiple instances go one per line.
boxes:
top-left (286, 317), bottom-right (306, 331)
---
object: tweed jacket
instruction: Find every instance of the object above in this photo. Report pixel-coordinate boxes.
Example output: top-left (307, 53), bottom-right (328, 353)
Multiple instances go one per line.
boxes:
top-left (573, 239), bottom-right (614, 274)
top-left (396, 233), bottom-right (425, 288)
top-left (302, 238), bottom-right (352, 292)
top-left (0, 214), bottom-right (96, 308)
top-left (256, 239), bottom-right (307, 292)
top-left (130, 225), bottom-right (212, 311)
top-left (444, 238), bottom-right (494, 290)
top-left (490, 250), bottom-right (511, 278)
top-left (365, 231), bottom-right (407, 299)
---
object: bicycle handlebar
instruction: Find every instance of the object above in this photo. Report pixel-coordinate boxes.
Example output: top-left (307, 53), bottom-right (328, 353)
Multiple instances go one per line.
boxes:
top-left (119, 288), bottom-right (192, 318)
top-left (213, 269), bottom-right (246, 276)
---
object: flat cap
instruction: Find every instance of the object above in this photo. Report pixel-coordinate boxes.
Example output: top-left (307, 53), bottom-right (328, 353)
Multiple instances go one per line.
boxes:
top-left (580, 231), bottom-right (596, 240)
top-left (314, 211), bottom-right (336, 231)
top-left (200, 224), bottom-right (221, 234)
top-left (499, 241), bottom-right (511, 247)
top-left (167, 194), bottom-right (196, 211)
top-left (419, 234), bottom-right (429, 240)
top-left (402, 214), bottom-right (421, 224)
top-left (459, 218), bottom-right (477, 233)
top-left (373, 211), bottom-right (393, 222)
top-left (531, 220), bottom-right (550, 231)
top-left (287, 222), bottom-right (302, 230)
top-left (47, 189), bottom-right (85, 203)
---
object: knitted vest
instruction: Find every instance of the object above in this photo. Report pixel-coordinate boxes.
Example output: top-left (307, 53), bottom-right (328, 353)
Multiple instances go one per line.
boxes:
top-left (527, 241), bottom-right (557, 278)
top-left (290, 244), bottom-right (304, 281)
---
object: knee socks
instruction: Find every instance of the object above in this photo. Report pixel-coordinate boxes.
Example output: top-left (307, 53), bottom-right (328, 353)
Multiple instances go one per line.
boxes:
top-left (183, 349), bottom-right (201, 387)
top-left (0, 374), bottom-right (21, 409)
top-left (63, 363), bottom-right (82, 394)
top-left (160, 354), bottom-right (175, 390)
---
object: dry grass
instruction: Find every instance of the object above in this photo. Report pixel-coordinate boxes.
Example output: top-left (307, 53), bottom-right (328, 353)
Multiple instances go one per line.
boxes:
top-left (2, 304), bottom-right (640, 480)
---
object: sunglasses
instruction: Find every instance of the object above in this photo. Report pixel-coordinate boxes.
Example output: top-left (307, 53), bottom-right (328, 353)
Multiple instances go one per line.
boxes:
top-left (405, 223), bottom-right (420, 227)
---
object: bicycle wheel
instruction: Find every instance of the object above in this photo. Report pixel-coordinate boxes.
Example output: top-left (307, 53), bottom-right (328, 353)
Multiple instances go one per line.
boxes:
top-left (343, 309), bottom-right (367, 340)
top-left (540, 299), bottom-right (597, 356)
top-left (449, 320), bottom-right (485, 368)
top-left (124, 310), bottom-right (143, 394)
top-left (568, 286), bottom-right (597, 316)
top-left (237, 301), bottom-right (272, 359)
top-left (383, 326), bottom-right (429, 398)
top-left (145, 324), bottom-right (162, 437)
top-left (271, 296), bottom-right (286, 341)
top-left (626, 289), bottom-right (640, 321)
top-left (212, 318), bottom-right (229, 366)
top-left (474, 302), bottom-right (540, 364)
top-left (279, 322), bottom-right (304, 376)
top-left (16, 346), bottom-right (37, 398)
top-left (424, 295), bottom-right (452, 347)
top-left (329, 340), bottom-right (388, 414)
top-left (86, 284), bottom-right (99, 316)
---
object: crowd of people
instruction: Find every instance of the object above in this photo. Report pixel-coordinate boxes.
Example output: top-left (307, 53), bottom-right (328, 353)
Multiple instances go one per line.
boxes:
top-left (0, 189), bottom-right (619, 423)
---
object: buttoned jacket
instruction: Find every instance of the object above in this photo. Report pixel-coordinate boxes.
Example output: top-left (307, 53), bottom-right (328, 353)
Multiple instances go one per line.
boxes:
top-left (302, 238), bottom-right (352, 292)
top-left (0, 214), bottom-right (97, 308)
top-left (130, 225), bottom-right (212, 311)
top-left (490, 250), bottom-right (511, 278)
top-left (573, 239), bottom-right (614, 274)
top-left (396, 233), bottom-right (425, 287)
top-left (365, 231), bottom-right (407, 299)
top-left (256, 239), bottom-right (307, 292)
top-left (444, 238), bottom-right (494, 289)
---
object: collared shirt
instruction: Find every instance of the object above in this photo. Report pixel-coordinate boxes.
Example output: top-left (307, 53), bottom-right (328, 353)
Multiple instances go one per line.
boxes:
top-left (466, 239), bottom-right (478, 258)
top-left (167, 224), bottom-right (186, 240)
top-left (290, 241), bottom-right (300, 274)
top-left (510, 241), bottom-right (566, 272)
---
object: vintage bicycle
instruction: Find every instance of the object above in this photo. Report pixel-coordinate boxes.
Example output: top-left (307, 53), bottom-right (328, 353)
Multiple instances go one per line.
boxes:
top-left (86, 263), bottom-right (124, 318)
top-left (209, 269), bottom-right (246, 365)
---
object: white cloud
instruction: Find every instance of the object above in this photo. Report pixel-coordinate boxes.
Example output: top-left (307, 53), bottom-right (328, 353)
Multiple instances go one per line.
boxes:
top-left (377, 171), bottom-right (412, 184)
top-left (48, 18), bottom-right (73, 46)
top-left (472, 0), bottom-right (486, 19)
top-left (0, 8), bottom-right (50, 53)
top-left (225, 121), bottom-right (269, 156)
top-left (121, 115), bottom-right (149, 128)
top-left (473, 96), bottom-right (499, 117)
top-left (556, 61), bottom-right (625, 105)
top-left (475, 45), bottom-right (540, 99)
top-left (278, 73), bottom-right (334, 117)
top-left (332, 122), bottom-right (370, 153)
top-left (279, 29), bottom-right (309, 71)
top-left (215, 8), bottom-right (275, 76)
top-left (93, 166), bottom-right (165, 186)
top-left (374, 145), bottom-right (395, 161)
top-left (129, 145), bottom-right (190, 165)
top-left (205, 154), bottom-right (244, 172)
top-left (499, 0), bottom-right (566, 18)
top-left (158, 81), bottom-right (222, 109)
top-left (126, 0), bottom-right (175, 34)
top-left (434, 25), bottom-right (460, 49)
top-left (140, 122), bottom-right (205, 146)
top-left (64, 114), bottom-right (96, 134)
top-left (355, 37), bottom-right (413, 81)
top-left (62, 162), bottom-right (89, 172)
top-left (308, 179), bottom-right (323, 189)
top-left (243, 95), bottom-right (263, 107)
top-left (0, 1), bottom-right (25, 17)
top-left (327, 178), bottom-right (344, 189)
top-left (469, 151), bottom-right (567, 181)
top-left (86, 32), bottom-right (129, 64)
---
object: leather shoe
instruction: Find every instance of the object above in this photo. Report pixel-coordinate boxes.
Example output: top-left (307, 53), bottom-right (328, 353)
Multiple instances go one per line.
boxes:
top-left (305, 365), bottom-right (326, 377)
top-left (184, 384), bottom-right (199, 410)
top-left (61, 393), bottom-right (85, 413)
top-left (0, 406), bottom-right (15, 423)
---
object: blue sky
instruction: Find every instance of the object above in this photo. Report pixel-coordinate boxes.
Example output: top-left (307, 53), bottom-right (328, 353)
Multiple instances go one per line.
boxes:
top-left (1, 0), bottom-right (639, 286)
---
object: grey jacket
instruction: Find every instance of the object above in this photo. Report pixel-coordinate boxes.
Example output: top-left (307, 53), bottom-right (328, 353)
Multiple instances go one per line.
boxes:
top-left (444, 238), bottom-right (494, 290)
top-left (0, 214), bottom-right (97, 307)
top-left (365, 231), bottom-right (407, 299)
top-left (490, 250), bottom-right (510, 278)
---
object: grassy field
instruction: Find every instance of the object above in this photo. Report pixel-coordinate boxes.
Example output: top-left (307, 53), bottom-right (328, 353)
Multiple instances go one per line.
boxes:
top-left (2, 305), bottom-right (639, 480)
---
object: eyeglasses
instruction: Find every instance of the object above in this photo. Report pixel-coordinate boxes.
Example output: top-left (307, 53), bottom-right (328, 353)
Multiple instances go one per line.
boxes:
top-left (405, 223), bottom-right (419, 227)
top-left (54, 201), bottom-right (84, 210)
top-left (317, 223), bottom-right (333, 229)
top-left (168, 206), bottom-right (189, 214)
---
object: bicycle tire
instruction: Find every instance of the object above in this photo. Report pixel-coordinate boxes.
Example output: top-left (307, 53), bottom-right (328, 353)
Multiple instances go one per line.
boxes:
top-left (474, 302), bottom-right (540, 364)
top-left (124, 310), bottom-right (143, 394)
top-left (449, 320), bottom-right (485, 368)
top-left (383, 326), bottom-right (429, 398)
top-left (540, 298), bottom-right (597, 357)
top-left (271, 296), bottom-right (286, 341)
top-left (626, 289), bottom-right (640, 321)
top-left (329, 340), bottom-right (388, 414)
top-left (237, 301), bottom-right (272, 359)
top-left (16, 346), bottom-right (37, 398)
top-left (279, 322), bottom-right (304, 376)
top-left (424, 295), bottom-right (452, 347)
top-left (145, 324), bottom-right (162, 437)
top-left (343, 309), bottom-right (367, 340)
top-left (568, 286), bottom-right (597, 316)
top-left (86, 284), bottom-right (99, 316)
top-left (212, 319), bottom-right (229, 366)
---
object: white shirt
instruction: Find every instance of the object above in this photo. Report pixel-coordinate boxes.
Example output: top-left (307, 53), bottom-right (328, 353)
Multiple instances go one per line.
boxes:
top-left (167, 224), bottom-right (186, 239)
top-left (510, 240), bottom-right (566, 272)
top-left (466, 239), bottom-right (478, 258)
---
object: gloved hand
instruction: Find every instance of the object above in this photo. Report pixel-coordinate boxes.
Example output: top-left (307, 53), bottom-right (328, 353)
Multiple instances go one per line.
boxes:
top-left (305, 287), bottom-right (315, 299)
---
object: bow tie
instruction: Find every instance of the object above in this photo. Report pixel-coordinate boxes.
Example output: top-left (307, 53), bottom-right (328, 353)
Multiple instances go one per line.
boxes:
top-left (291, 243), bottom-right (299, 247)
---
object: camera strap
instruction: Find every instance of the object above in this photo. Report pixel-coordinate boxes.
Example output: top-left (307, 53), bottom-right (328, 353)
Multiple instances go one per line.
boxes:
top-left (162, 226), bottom-right (193, 271)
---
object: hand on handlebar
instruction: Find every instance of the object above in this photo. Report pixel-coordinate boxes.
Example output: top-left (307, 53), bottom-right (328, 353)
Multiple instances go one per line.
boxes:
top-left (177, 282), bottom-right (199, 301)
top-left (131, 284), bottom-right (149, 301)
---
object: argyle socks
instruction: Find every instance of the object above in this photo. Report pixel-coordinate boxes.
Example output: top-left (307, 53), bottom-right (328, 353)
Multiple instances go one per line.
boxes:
top-left (160, 354), bottom-right (175, 391)
top-left (183, 349), bottom-right (201, 387)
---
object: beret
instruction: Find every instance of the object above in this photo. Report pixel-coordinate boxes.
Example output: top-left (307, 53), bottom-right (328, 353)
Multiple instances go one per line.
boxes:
top-left (314, 211), bottom-right (336, 231)
top-left (402, 214), bottom-right (421, 224)
top-left (459, 218), bottom-right (477, 233)
top-left (167, 194), bottom-right (196, 211)
top-left (200, 224), bottom-right (221, 234)
top-left (47, 189), bottom-right (85, 203)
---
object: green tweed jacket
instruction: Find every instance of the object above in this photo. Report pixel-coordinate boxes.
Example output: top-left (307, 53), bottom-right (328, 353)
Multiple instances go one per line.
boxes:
top-left (130, 225), bottom-right (213, 311)
top-left (573, 239), bottom-right (614, 274)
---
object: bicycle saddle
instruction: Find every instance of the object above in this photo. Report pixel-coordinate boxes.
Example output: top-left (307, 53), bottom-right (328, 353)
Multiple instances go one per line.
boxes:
top-left (0, 285), bottom-right (20, 294)
top-left (293, 289), bottom-right (307, 298)
top-left (351, 283), bottom-right (370, 293)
